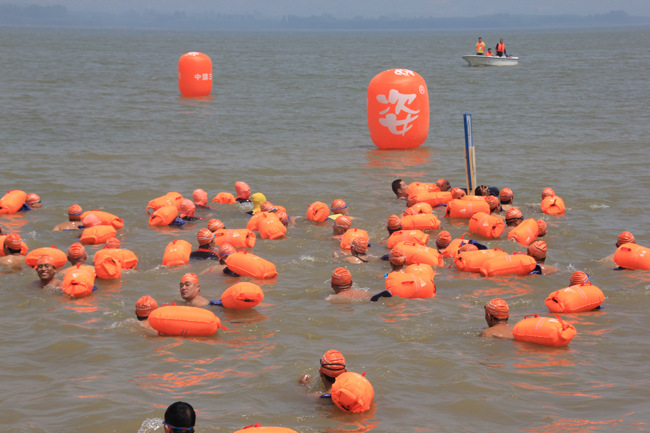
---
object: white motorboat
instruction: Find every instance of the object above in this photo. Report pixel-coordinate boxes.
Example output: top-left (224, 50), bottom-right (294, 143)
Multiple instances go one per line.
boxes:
top-left (462, 54), bottom-right (519, 66)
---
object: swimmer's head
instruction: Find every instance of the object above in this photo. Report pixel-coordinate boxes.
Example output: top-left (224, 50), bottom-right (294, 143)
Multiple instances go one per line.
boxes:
top-left (505, 208), bottom-right (523, 226)
top-left (392, 179), bottom-right (408, 197)
top-left (541, 187), bottom-right (555, 199)
top-left (26, 193), bottom-right (41, 206)
top-left (451, 187), bottom-right (466, 199)
top-left (180, 199), bottom-right (196, 218)
top-left (235, 182), bottom-right (251, 200)
top-left (261, 201), bottom-right (276, 212)
top-left (616, 231), bottom-right (635, 247)
top-left (499, 188), bottom-right (513, 204)
top-left (68, 204), bottom-right (83, 221)
top-left (331, 267), bottom-right (352, 292)
top-left (485, 298), bottom-right (509, 320)
top-left (570, 271), bottom-right (590, 286)
top-left (197, 228), bottom-right (215, 247)
top-left (67, 242), bottom-right (87, 262)
top-left (36, 255), bottom-right (57, 279)
top-left (436, 178), bottom-right (451, 191)
top-left (135, 296), bottom-right (158, 320)
top-left (474, 185), bottom-right (489, 197)
top-left (104, 237), bottom-right (121, 249)
top-left (527, 240), bottom-right (547, 262)
top-left (436, 231), bottom-right (452, 249)
top-left (218, 243), bottom-right (236, 262)
top-left (251, 192), bottom-right (266, 213)
top-left (82, 213), bottom-right (101, 228)
top-left (276, 210), bottom-right (289, 226)
top-left (350, 237), bottom-right (368, 255)
top-left (319, 349), bottom-right (347, 382)
top-left (386, 214), bottom-right (401, 234)
top-left (164, 401), bottom-right (196, 433)
top-left (331, 199), bottom-right (348, 215)
top-left (207, 219), bottom-right (225, 232)
top-left (485, 195), bottom-right (500, 212)
top-left (459, 243), bottom-right (478, 252)
top-left (389, 247), bottom-right (407, 268)
top-left (333, 215), bottom-right (351, 235)
top-left (192, 189), bottom-right (208, 207)
top-left (180, 273), bottom-right (200, 301)
top-left (536, 219), bottom-right (547, 237)
top-left (4, 233), bottom-right (22, 252)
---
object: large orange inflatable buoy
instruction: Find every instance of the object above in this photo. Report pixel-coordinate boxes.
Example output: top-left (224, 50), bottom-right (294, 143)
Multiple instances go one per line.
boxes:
top-left (445, 198), bottom-right (490, 219)
top-left (405, 202), bottom-right (433, 215)
top-left (146, 192), bottom-right (183, 214)
top-left (400, 213), bottom-right (441, 231)
top-left (80, 210), bottom-right (124, 229)
top-left (212, 192), bottom-right (236, 204)
top-left (94, 254), bottom-right (122, 280)
top-left (386, 229), bottom-right (429, 249)
top-left (454, 248), bottom-right (508, 273)
top-left (479, 254), bottom-right (537, 277)
top-left (541, 196), bottom-right (566, 215)
top-left (613, 243), bottom-right (650, 270)
top-left (385, 264), bottom-right (436, 298)
top-left (257, 213), bottom-right (287, 240)
top-left (306, 201), bottom-right (329, 222)
top-left (0, 190), bottom-right (27, 214)
top-left (409, 191), bottom-right (453, 208)
top-left (225, 251), bottom-right (278, 279)
top-left (367, 68), bottom-right (429, 149)
top-left (149, 305), bottom-right (224, 336)
top-left (80, 225), bottom-right (117, 245)
top-left (94, 248), bottom-right (138, 270)
top-left (407, 182), bottom-right (439, 196)
top-left (0, 235), bottom-right (28, 256)
top-left (220, 282), bottom-right (264, 309)
top-left (440, 233), bottom-right (472, 259)
top-left (545, 283), bottom-right (605, 313)
top-left (513, 314), bottom-right (577, 347)
top-left (162, 239), bottom-right (192, 266)
top-left (213, 229), bottom-right (256, 249)
top-left (178, 52), bottom-right (212, 98)
top-left (507, 218), bottom-right (539, 246)
top-left (340, 228), bottom-right (370, 250)
top-left (468, 212), bottom-right (504, 239)
top-left (395, 241), bottom-right (444, 267)
top-left (233, 426), bottom-right (298, 433)
top-left (25, 246), bottom-right (67, 268)
top-left (331, 371), bottom-right (374, 413)
top-left (148, 205), bottom-right (179, 226)
top-left (62, 265), bottom-right (96, 297)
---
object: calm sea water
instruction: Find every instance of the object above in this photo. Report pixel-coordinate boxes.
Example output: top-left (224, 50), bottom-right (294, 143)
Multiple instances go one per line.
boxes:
top-left (1, 25), bottom-right (649, 433)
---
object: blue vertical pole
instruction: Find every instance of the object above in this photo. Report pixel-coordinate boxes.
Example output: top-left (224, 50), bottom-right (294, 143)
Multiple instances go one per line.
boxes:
top-left (463, 112), bottom-right (476, 195)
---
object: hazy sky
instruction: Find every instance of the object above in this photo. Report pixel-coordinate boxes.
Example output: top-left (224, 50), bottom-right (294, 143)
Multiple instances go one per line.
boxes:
top-left (7, 0), bottom-right (650, 18)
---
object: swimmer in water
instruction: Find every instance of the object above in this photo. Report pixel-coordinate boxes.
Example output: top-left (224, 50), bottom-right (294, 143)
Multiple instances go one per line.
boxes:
top-left (436, 178), bottom-right (451, 192)
top-left (0, 233), bottom-right (26, 271)
top-left (481, 298), bottom-right (513, 339)
top-left (504, 207), bottom-right (524, 233)
top-left (299, 349), bottom-right (348, 397)
top-left (450, 187), bottom-right (466, 199)
top-left (189, 229), bottom-right (219, 261)
top-left (200, 243), bottom-right (238, 276)
top-left (192, 188), bottom-right (212, 210)
top-left (570, 270), bottom-right (590, 286)
top-left (35, 255), bottom-right (62, 289)
top-left (392, 178), bottom-right (409, 199)
top-left (207, 218), bottom-right (225, 232)
top-left (485, 195), bottom-right (501, 215)
top-left (20, 193), bottom-right (42, 211)
top-left (180, 199), bottom-right (202, 222)
top-left (602, 231), bottom-right (635, 262)
top-left (163, 401), bottom-right (196, 433)
top-left (53, 204), bottom-right (84, 231)
top-left (326, 267), bottom-right (369, 302)
top-left (380, 214), bottom-right (402, 245)
top-left (435, 231), bottom-right (452, 253)
top-left (331, 215), bottom-right (351, 239)
top-left (334, 237), bottom-right (373, 264)
top-left (179, 273), bottom-right (210, 307)
top-left (388, 247), bottom-right (406, 272)
top-left (135, 296), bottom-right (158, 331)
top-left (67, 242), bottom-right (87, 267)
top-left (536, 219), bottom-right (547, 238)
top-left (499, 188), bottom-right (514, 211)
top-left (527, 240), bottom-right (559, 275)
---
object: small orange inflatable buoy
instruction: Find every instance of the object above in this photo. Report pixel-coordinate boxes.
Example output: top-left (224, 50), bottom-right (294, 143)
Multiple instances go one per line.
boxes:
top-left (225, 251), bottom-right (277, 279)
top-left (545, 283), bottom-right (605, 313)
top-left (454, 248), bottom-right (508, 273)
top-left (385, 264), bottom-right (436, 298)
top-left (541, 195), bottom-right (566, 215)
top-left (62, 265), bottom-right (96, 297)
top-left (213, 229), bottom-right (256, 249)
top-left (306, 201), bottom-right (329, 222)
top-left (445, 198), bottom-right (490, 219)
top-left (146, 192), bottom-right (183, 214)
top-left (80, 225), bottom-right (117, 245)
top-left (513, 314), bottom-right (577, 347)
top-left (507, 218), bottom-right (539, 246)
top-left (257, 213), bottom-right (287, 240)
top-left (94, 254), bottom-right (122, 280)
top-left (94, 248), bottom-right (138, 270)
top-left (479, 254), bottom-right (537, 277)
top-left (386, 229), bottom-right (429, 249)
top-left (367, 68), bottom-right (429, 149)
top-left (409, 191), bottom-right (453, 208)
top-left (149, 305), bottom-right (224, 336)
top-left (162, 239), bottom-right (192, 266)
top-left (331, 371), bottom-right (374, 413)
top-left (0, 190), bottom-right (27, 214)
top-left (148, 205), bottom-right (179, 226)
top-left (212, 192), bottom-right (236, 204)
top-left (80, 210), bottom-right (124, 230)
top-left (25, 246), bottom-right (67, 268)
top-left (178, 52), bottom-right (212, 98)
top-left (468, 212), bottom-right (504, 239)
top-left (0, 235), bottom-right (28, 256)
top-left (340, 228), bottom-right (370, 250)
top-left (220, 282), bottom-right (264, 309)
top-left (400, 213), bottom-right (441, 231)
top-left (613, 243), bottom-right (650, 270)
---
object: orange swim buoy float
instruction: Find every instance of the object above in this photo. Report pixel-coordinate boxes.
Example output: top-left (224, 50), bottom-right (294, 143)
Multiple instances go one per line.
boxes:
top-left (80, 225), bottom-right (117, 245)
top-left (306, 201), bottom-right (329, 222)
top-left (541, 195), bottom-right (566, 215)
top-left (149, 305), bottom-right (224, 336)
top-left (513, 314), bottom-right (577, 347)
top-left (613, 243), bottom-right (650, 270)
top-left (213, 229), bottom-right (256, 249)
top-left (479, 254), bottom-right (537, 277)
top-left (225, 251), bottom-right (278, 279)
top-left (146, 192), bottom-right (183, 214)
top-left (162, 239), bottom-right (192, 266)
top-left (62, 265), bottom-right (96, 297)
top-left (454, 248), bottom-right (508, 273)
top-left (25, 246), bottom-right (68, 268)
top-left (148, 205), bottom-right (179, 226)
top-left (468, 212), bottom-right (504, 239)
top-left (400, 213), bottom-right (441, 231)
top-left (80, 210), bottom-right (124, 229)
top-left (0, 235), bottom-right (28, 256)
top-left (94, 254), bottom-right (122, 279)
top-left (212, 192), bottom-right (236, 204)
top-left (440, 233), bottom-right (471, 259)
top-left (386, 229), bottom-right (429, 249)
top-left (445, 198), bottom-right (490, 219)
top-left (220, 282), bottom-right (264, 309)
top-left (331, 371), bottom-right (374, 413)
top-left (257, 213), bottom-right (287, 240)
top-left (545, 282), bottom-right (605, 313)
top-left (507, 218), bottom-right (539, 246)
top-left (340, 228), bottom-right (370, 250)
top-left (405, 202), bottom-right (433, 215)
top-left (407, 182), bottom-right (439, 196)
top-left (409, 190), bottom-right (453, 208)
top-left (385, 263), bottom-right (436, 298)
top-left (395, 241), bottom-right (444, 267)
top-left (94, 248), bottom-right (138, 270)
top-left (0, 190), bottom-right (27, 214)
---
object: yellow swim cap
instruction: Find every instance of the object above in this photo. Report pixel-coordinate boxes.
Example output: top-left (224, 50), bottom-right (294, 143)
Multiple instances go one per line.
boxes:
top-left (250, 192), bottom-right (267, 213)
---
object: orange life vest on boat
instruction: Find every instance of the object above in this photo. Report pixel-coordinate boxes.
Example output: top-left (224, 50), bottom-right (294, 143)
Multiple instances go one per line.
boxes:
top-left (476, 41), bottom-right (485, 54)
top-left (497, 42), bottom-right (505, 53)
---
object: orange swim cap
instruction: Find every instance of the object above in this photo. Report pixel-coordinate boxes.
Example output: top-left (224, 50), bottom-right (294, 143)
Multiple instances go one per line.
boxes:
top-left (459, 243), bottom-right (478, 252)
top-left (616, 231), bottom-right (635, 247)
top-left (181, 273), bottom-right (199, 284)
top-left (68, 204), bottom-right (83, 216)
top-left (192, 189), bottom-right (208, 206)
top-left (135, 296), bottom-right (158, 318)
top-left (37, 255), bottom-right (56, 266)
top-left (276, 210), bottom-right (289, 224)
top-left (26, 193), bottom-right (41, 204)
top-left (536, 219), bottom-right (547, 237)
top-left (197, 228), bottom-right (215, 245)
top-left (235, 182), bottom-right (251, 200)
top-left (499, 188), bottom-right (513, 202)
top-left (403, 206), bottom-right (417, 216)
top-left (82, 214), bottom-right (101, 228)
top-left (319, 349), bottom-right (347, 378)
top-left (389, 247), bottom-right (407, 267)
top-left (331, 199), bottom-right (347, 213)
top-left (104, 237), bottom-right (121, 249)
top-left (485, 298), bottom-right (509, 319)
top-left (180, 199), bottom-right (196, 218)
top-left (351, 237), bottom-right (368, 254)
top-left (334, 215), bottom-right (352, 230)
top-left (5, 233), bottom-right (22, 250)
top-left (387, 214), bottom-right (401, 230)
top-left (261, 201), bottom-right (276, 212)
top-left (451, 187), bottom-right (465, 199)
top-left (505, 207), bottom-right (522, 220)
top-left (570, 271), bottom-right (590, 286)
top-left (217, 243), bottom-right (237, 257)
top-left (436, 231), bottom-right (452, 248)
top-left (331, 267), bottom-right (352, 286)
top-left (528, 240), bottom-right (547, 259)
top-left (541, 187), bottom-right (555, 199)
top-left (437, 179), bottom-right (450, 191)
top-left (67, 242), bottom-right (87, 258)
top-left (207, 219), bottom-right (225, 232)
top-left (485, 195), bottom-right (499, 211)
top-left (331, 371), bottom-right (374, 414)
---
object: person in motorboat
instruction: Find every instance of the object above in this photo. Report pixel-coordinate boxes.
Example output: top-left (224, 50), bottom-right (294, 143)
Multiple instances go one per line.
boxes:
top-left (485, 48), bottom-right (494, 57)
top-left (476, 37), bottom-right (485, 55)
top-left (496, 38), bottom-right (507, 57)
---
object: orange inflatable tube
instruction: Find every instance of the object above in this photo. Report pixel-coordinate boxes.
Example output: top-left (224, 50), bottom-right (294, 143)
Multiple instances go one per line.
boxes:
top-left (613, 243), bottom-right (650, 270)
top-left (395, 241), bottom-right (444, 267)
top-left (0, 235), bottom-right (28, 256)
top-left (545, 283), bottom-right (605, 313)
top-left (225, 251), bottom-right (278, 279)
top-left (94, 254), bottom-right (122, 279)
top-left (331, 371), bottom-right (374, 413)
top-left (93, 248), bottom-right (138, 270)
top-left (541, 196), bottom-right (566, 215)
top-left (479, 254), bottom-right (537, 277)
top-left (340, 228), bottom-right (370, 250)
top-left (385, 263), bottom-right (436, 299)
top-left (400, 213), bottom-right (441, 231)
top-left (386, 229), bottom-right (429, 249)
top-left (454, 248), bottom-right (508, 273)
top-left (257, 213), bottom-right (287, 240)
top-left (468, 212), bottom-right (504, 239)
top-left (306, 201), bottom-right (329, 222)
top-left (0, 190), bottom-right (27, 214)
top-left (407, 182), bottom-right (439, 196)
top-left (162, 239), bottom-right (192, 266)
top-left (149, 305), bottom-right (225, 336)
top-left (440, 233), bottom-right (471, 259)
top-left (212, 192), bottom-right (236, 204)
top-left (80, 210), bottom-right (124, 229)
top-left (220, 282), bottom-right (264, 309)
top-left (445, 198), bottom-right (490, 219)
top-left (406, 202), bottom-right (433, 215)
top-left (213, 229), bottom-right (256, 249)
top-left (146, 192), bottom-right (182, 214)
top-left (62, 265), bottom-right (96, 297)
top-left (409, 191), bottom-right (453, 208)
top-left (513, 314), bottom-right (577, 347)
top-left (25, 247), bottom-right (68, 268)
top-left (246, 212), bottom-right (264, 231)
top-left (507, 218), bottom-right (539, 246)
top-left (148, 205), bottom-right (178, 226)
top-left (80, 225), bottom-right (117, 245)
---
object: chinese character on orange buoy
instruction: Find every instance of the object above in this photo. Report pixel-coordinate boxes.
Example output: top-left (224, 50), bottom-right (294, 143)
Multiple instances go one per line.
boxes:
top-left (178, 52), bottom-right (212, 97)
top-left (367, 68), bottom-right (429, 149)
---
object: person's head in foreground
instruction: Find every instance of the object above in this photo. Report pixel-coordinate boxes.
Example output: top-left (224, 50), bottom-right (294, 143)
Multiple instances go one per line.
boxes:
top-left (164, 401), bottom-right (195, 433)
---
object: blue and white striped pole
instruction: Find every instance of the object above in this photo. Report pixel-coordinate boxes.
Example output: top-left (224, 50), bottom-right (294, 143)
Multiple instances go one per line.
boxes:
top-left (463, 112), bottom-right (477, 195)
